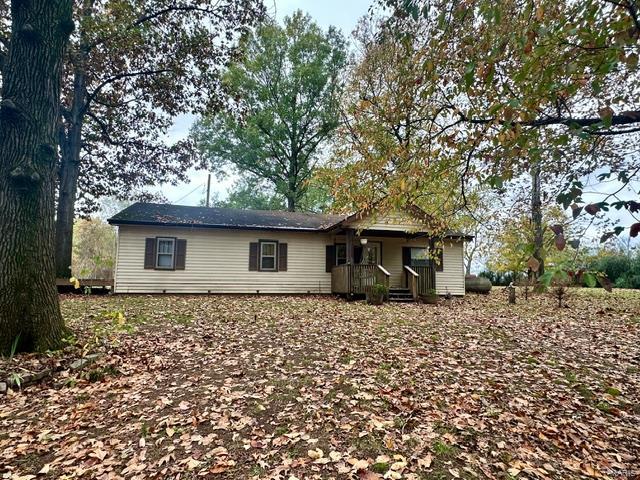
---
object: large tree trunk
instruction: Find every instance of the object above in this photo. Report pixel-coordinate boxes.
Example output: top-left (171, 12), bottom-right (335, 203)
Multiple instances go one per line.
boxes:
top-left (0, 0), bottom-right (73, 355)
top-left (55, 104), bottom-right (83, 278)
top-left (531, 162), bottom-right (544, 278)
top-left (286, 194), bottom-right (296, 211)
top-left (55, 1), bottom-right (91, 278)
top-left (286, 159), bottom-right (297, 212)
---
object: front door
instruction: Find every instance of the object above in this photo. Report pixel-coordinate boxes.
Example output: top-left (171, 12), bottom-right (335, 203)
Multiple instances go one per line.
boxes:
top-left (360, 242), bottom-right (381, 265)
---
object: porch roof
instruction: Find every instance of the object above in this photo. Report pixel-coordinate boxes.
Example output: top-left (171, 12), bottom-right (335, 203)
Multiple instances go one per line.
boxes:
top-left (330, 227), bottom-right (473, 240)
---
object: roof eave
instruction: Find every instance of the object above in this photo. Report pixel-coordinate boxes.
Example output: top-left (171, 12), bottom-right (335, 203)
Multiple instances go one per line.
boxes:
top-left (107, 219), bottom-right (328, 233)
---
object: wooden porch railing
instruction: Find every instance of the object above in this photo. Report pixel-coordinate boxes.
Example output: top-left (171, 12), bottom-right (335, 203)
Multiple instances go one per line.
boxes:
top-left (404, 265), bottom-right (436, 300)
top-left (331, 264), bottom-right (390, 295)
top-left (404, 266), bottom-right (419, 300)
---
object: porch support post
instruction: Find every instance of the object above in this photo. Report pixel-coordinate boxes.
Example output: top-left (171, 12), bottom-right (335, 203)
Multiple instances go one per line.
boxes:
top-left (346, 229), bottom-right (354, 264)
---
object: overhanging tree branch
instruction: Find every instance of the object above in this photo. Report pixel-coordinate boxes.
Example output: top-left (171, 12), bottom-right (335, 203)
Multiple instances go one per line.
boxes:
top-left (86, 4), bottom-right (228, 50)
top-left (458, 110), bottom-right (640, 133)
top-left (84, 68), bottom-right (172, 112)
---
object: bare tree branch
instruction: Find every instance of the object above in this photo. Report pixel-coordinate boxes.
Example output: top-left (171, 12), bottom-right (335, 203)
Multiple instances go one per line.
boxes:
top-left (458, 110), bottom-right (640, 133)
top-left (84, 68), bottom-right (172, 112)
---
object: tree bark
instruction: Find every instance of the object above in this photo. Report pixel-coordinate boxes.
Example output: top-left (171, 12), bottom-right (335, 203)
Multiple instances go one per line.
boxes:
top-left (286, 152), bottom-right (297, 212)
top-left (55, 143), bottom-right (80, 278)
top-left (286, 194), bottom-right (295, 211)
top-left (531, 162), bottom-right (544, 278)
top-left (55, 71), bottom-right (85, 278)
top-left (0, 0), bottom-right (73, 355)
top-left (55, 0), bottom-right (91, 278)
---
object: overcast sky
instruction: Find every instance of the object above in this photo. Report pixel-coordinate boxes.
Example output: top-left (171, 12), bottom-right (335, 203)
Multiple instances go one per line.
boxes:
top-left (156, 0), bottom-right (372, 206)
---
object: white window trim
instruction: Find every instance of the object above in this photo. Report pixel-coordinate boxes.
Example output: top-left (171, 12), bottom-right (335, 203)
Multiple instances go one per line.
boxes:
top-left (156, 237), bottom-right (175, 269)
top-left (260, 241), bottom-right (277, 271)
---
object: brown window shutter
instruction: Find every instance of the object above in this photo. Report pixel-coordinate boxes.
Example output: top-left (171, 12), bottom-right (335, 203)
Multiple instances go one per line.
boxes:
top-left (144, 238), bottom-right (156, 269)
top-left (278, 243), bottom-right (288, 271)
top-left (249, 242), bottom-right (259, 271)
top-left (175, 239), bottom-right (187, 270)
top-left (325, 245), bottom-right (336, 272)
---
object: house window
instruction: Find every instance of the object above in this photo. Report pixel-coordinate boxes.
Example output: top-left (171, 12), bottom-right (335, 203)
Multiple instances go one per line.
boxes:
top-left (335, 243), bottom-right (347, 265)
top-left (410, 247), bottom-right (430, 267)
top-left (260, 241), bottom-right (277, 271)
top-left (156, 237), bottom-right (175, 269)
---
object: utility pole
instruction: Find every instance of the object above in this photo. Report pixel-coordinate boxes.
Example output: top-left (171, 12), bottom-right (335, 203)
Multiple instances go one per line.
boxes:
top-left (206, 173), bottom-right (211, 208)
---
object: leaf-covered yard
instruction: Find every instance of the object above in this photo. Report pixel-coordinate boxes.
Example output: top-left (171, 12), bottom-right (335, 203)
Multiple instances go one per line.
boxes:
top-left (1, 290), bottom-right (639, 480)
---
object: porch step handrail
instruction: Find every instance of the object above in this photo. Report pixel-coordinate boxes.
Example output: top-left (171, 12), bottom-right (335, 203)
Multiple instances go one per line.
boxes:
top-left (403, 265), bottom-right (436, 300)
top-left (377, 264), bottom-right (391, 277)
top-left (404, 265), bottom-right (418, 277)
top-left (376, 264), bottom-right (390, 296)
top-left (404, 265), bottom-right (419, 300)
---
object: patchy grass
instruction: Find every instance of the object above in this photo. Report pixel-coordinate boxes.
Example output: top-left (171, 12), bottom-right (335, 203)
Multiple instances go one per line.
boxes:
top-left (1, 289), bottom-right (639, 479)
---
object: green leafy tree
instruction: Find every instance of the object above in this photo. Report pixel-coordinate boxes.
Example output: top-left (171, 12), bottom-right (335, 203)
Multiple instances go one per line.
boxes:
top-left (72, 218), bottom-right (116, 279)
top-left (193, 11), bottom-right (347, 212)
top-left (207, 178), bottom-right (286, 211)
top-left (203, 175), bottom-right (332, 212)
top-left (588, 250), bottom-right (640, 288)
top-left (296, 177), bottom-right (332, 213)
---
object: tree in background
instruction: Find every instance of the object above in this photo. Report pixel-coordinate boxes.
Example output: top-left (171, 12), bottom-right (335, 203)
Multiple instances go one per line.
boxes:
top-left (321, 17), bottom-right (472, 236)
top-left (28, 0), bottom-right (264, 278)
top-left (72, 218), bottom-right (116, 279)
top-left (486, 206), bottom-right (585, 277)
top-left (588, 249), bottom-right (640, 288)
top-left (458, 190), bottom-right (496, 274)
top-left (193, 11), bottom-right (347, 212)
top-left (371, 0), bottom-right (640, 245)
top-left (205, 176), bottom-right (332, 212)
top-left (205, 178), bottom-right (286, 211)
top-left (0, 0), bottom-right (73, 354)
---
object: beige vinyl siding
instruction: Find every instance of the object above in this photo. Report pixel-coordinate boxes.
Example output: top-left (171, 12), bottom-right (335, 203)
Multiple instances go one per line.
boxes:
top-left (114, 225), bottom-right (333, 294)
top-left (344, 211), bottom-right (426, 232)
top-left (435, 240), bottom-right (465, 296)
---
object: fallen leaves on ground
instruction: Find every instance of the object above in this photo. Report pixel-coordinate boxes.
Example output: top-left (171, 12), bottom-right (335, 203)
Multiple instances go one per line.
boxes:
top-left (1, 288), bottom-right (639, 479)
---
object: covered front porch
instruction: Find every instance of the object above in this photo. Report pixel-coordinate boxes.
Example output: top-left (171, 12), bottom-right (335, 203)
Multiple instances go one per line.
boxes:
top-left (328, 228), bottom-right (437, 301)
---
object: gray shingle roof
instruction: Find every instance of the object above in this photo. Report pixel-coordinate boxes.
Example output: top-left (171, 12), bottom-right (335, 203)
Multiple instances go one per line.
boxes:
top-left (108, 202), bottom-right (345, 231)
top-left (108, 202), bottom-right (473, 239)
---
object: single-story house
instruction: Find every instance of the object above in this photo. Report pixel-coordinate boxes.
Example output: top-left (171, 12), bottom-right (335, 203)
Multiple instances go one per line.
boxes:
top-left (107, 203), bottom-right (471, 300)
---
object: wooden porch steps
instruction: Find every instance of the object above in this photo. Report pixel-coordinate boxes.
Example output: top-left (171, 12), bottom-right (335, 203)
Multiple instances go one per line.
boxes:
top-left (388, 288), bottom-right (414, 303)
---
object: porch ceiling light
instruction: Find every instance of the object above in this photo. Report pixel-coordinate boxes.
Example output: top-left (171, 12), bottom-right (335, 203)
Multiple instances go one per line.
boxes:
top-left (360, 238), bottom-right (368, 245)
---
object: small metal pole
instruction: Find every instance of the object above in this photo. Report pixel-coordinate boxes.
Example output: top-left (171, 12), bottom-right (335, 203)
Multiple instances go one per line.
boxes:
top-left (205, 173), bottom-right (211, 207)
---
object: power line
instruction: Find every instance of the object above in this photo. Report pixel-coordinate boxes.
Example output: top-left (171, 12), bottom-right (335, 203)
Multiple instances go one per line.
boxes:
top-left (173, 182), bottom-right (206, 204)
